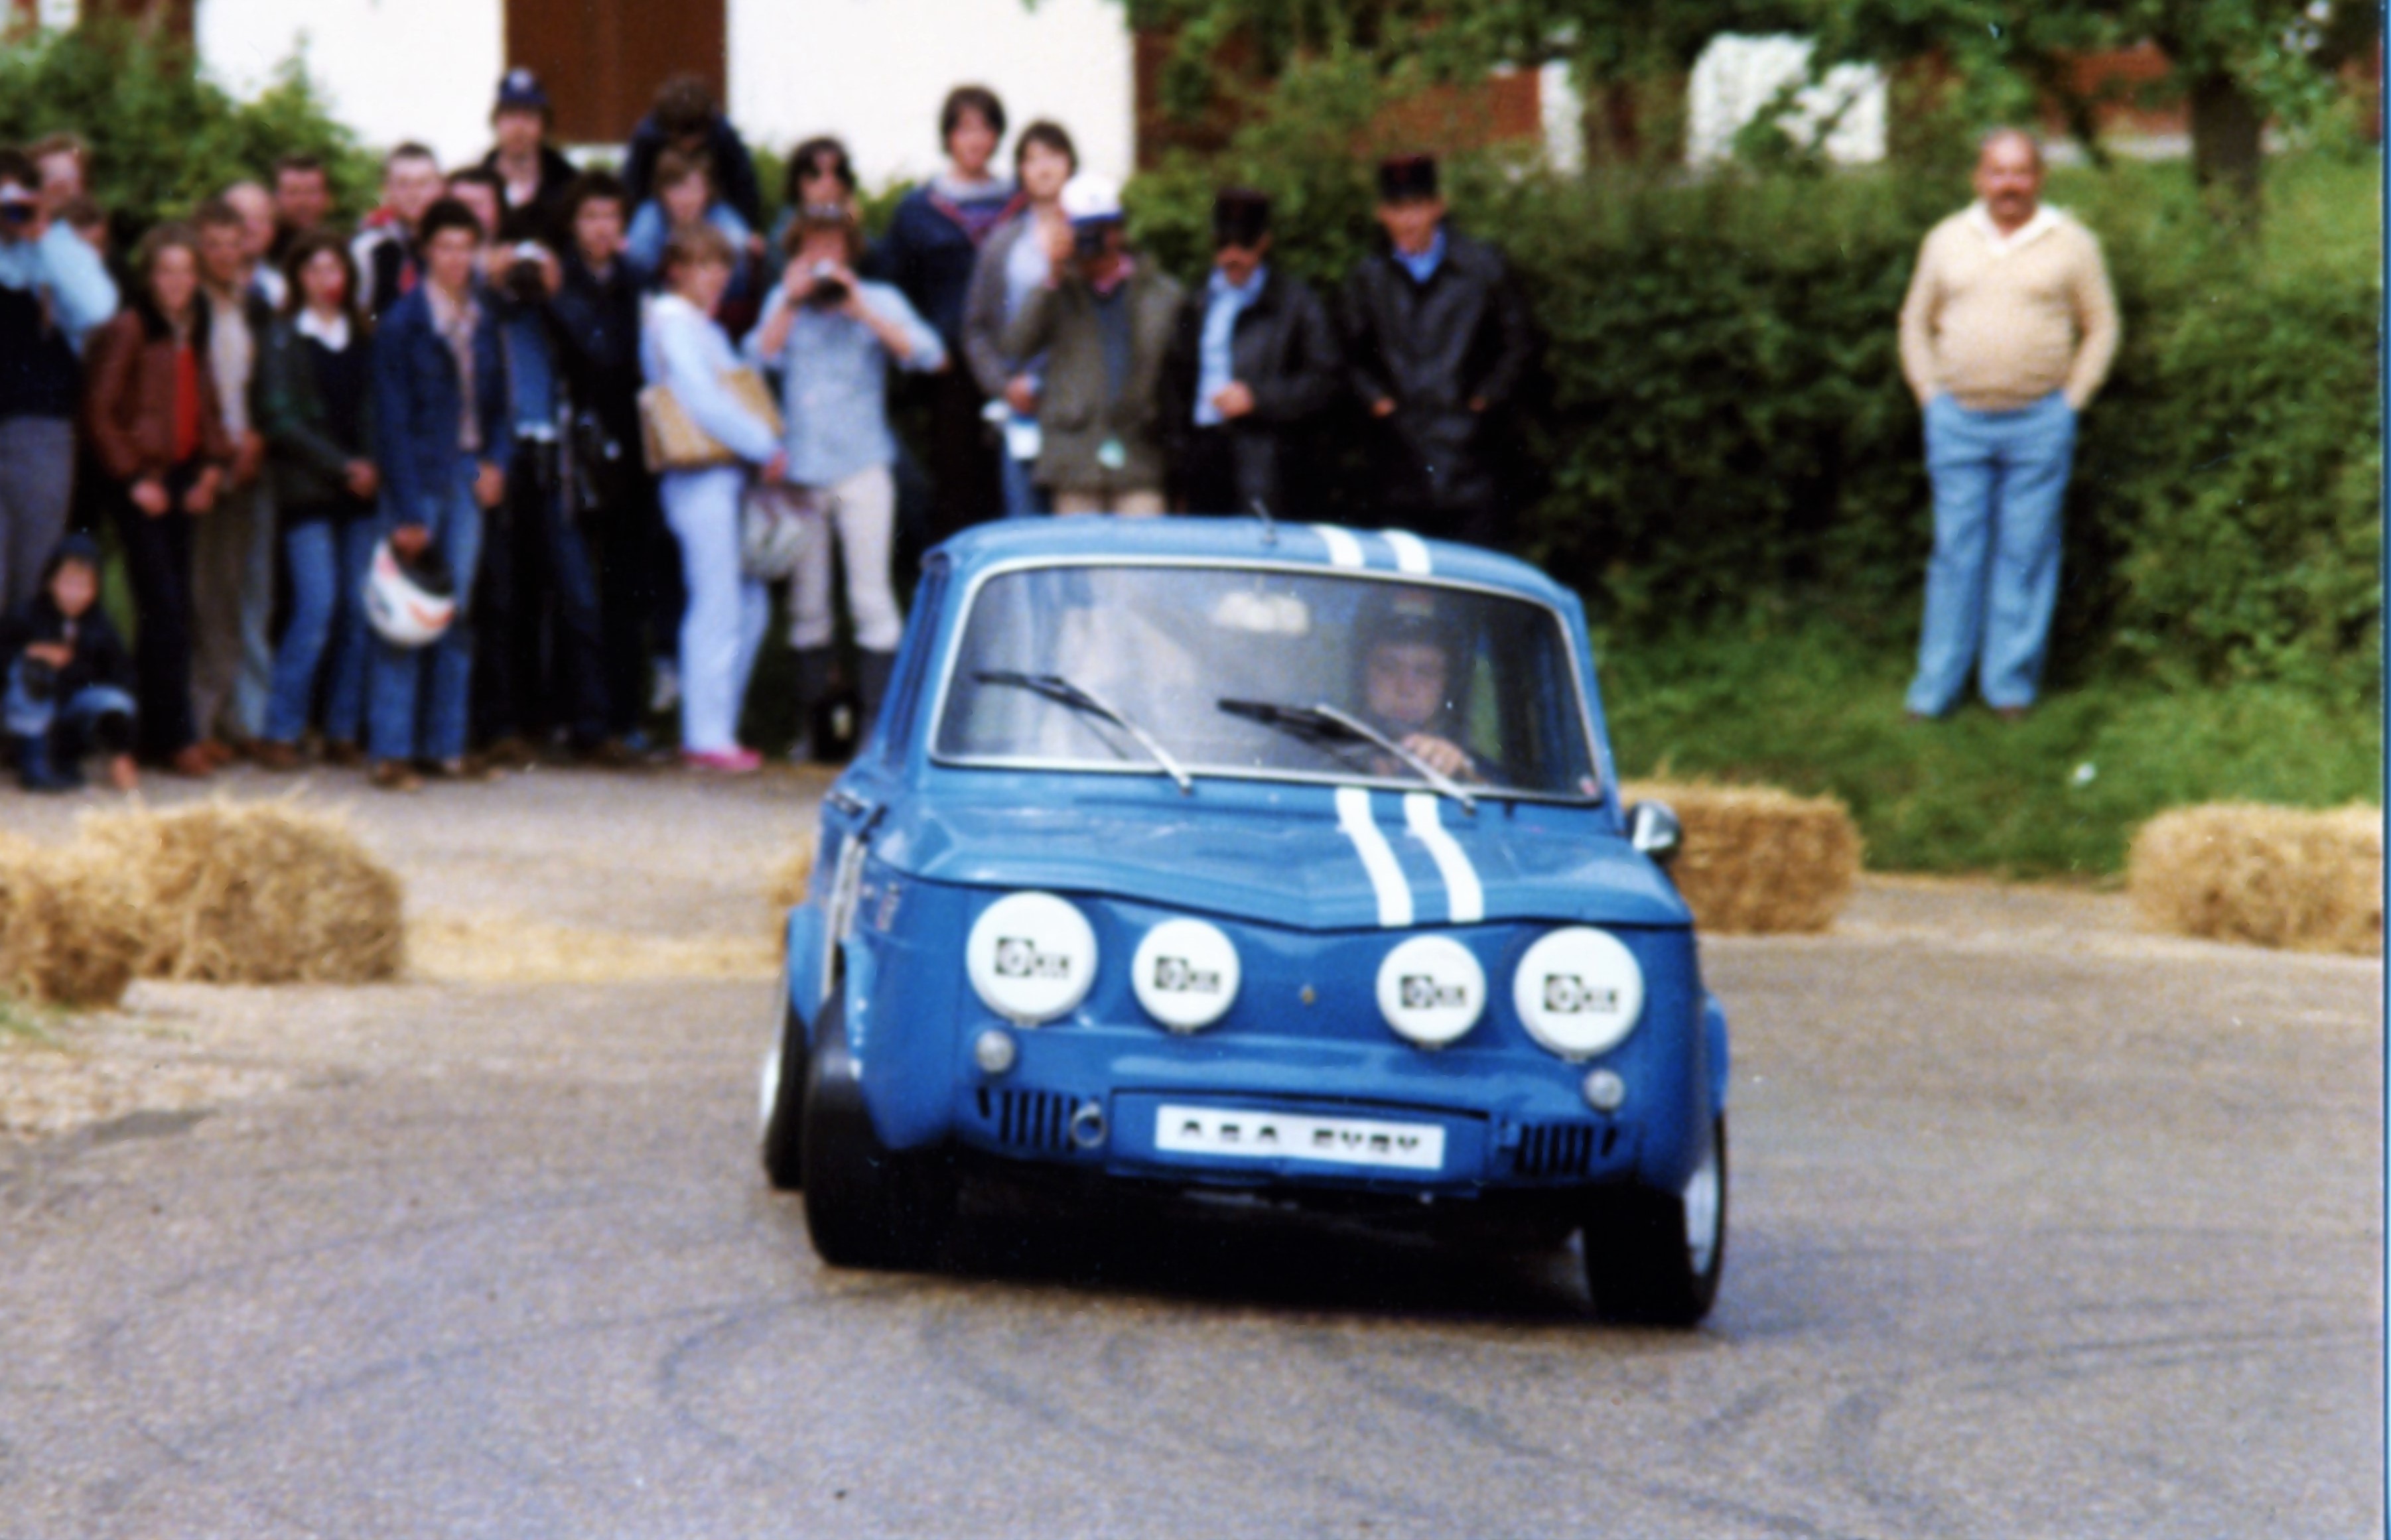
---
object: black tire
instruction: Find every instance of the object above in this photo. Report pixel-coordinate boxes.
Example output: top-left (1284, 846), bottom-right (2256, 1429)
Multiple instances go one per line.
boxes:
top-left (1582, 1115), bottom-right (1726, 1326)
top-left (758, 970), bottom-right (809, 1191)
top-left (799, 1001), bottom-right (956, 1271)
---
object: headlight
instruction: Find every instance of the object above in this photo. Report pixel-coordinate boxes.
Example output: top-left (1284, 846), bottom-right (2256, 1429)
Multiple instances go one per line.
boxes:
top-left (966, 891), bottom-right (1097, 1025)
top-left (1132, 918), bottom-right (1241, 1033)
top-left (1513, 927), bottom-right (1645, 1059)
top-left (1375, 935), bottom-right (1485, 1048)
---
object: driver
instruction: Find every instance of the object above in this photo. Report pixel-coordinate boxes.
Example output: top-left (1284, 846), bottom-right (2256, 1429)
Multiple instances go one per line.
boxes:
top-left (1355, 588), bottom-right (1477, 782)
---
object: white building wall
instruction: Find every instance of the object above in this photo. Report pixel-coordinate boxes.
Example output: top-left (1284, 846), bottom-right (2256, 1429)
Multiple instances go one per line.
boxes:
top-left (192, 0), bottom-right (1136, 191)
top-left (195, 0), bottom-right (504, 172)
top-left (729, 0), bottom-right (1136, 189)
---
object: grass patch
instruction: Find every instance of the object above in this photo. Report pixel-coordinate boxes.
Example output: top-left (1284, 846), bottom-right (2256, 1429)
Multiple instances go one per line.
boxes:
top-left (1596, 621), bottom-right (2380, 879)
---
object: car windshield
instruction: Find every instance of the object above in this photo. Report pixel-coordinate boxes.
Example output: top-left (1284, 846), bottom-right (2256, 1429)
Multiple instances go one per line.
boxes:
top-left (933, 563), bottom-right (1602, 800)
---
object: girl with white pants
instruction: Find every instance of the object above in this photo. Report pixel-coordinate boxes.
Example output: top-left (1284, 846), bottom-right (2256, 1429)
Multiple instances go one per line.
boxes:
top-left (642, 226), bottom-right (787, 772)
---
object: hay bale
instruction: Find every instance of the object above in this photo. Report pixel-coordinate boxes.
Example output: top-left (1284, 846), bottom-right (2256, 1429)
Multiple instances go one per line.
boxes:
top-left (2127, 802), bottom-right (2382, 955)
top-left (0, 836), bottom-right (145, 1009)
top-left (1621, 780), bottom-right (1863, 934)
top-left (76, 799), bottom-right (406, 984)
top-left (766, 832), bottom-right (817, 913)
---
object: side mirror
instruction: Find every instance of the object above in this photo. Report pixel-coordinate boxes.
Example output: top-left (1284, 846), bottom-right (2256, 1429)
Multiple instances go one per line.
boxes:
top-left (1625, 800), bottom-right (1682, 869)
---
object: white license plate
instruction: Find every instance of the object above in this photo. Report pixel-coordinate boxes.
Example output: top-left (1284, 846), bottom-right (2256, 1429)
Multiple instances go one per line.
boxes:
top-left (1154, 1104), bottom-right (1446, 1172)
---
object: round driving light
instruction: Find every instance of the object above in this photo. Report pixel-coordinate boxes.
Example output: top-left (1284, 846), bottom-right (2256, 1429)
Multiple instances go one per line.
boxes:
top-left (973, 1027), bottom-right (1018, 1076)
top-left (1513, 927), bottom-right (1645, 1059)
top-left (966, 891), bottom-right (1097, 1025)
top-left (1375, 935), bottom-right (1486, 1048)
top-left (1582, 1068), bottom-right (1627, 1112)
top-left (1131, 918), bottom-right (1241, 1033)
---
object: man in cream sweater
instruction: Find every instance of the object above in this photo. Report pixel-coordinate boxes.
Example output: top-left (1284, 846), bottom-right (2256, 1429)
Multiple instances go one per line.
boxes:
top-left (1897, 128), bottom-right (2118, 720)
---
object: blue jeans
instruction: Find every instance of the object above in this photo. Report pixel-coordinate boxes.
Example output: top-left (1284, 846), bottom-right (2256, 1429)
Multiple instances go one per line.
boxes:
top-left (1907, 391), bottom-right (2077, 716)
top-left (368, 457), bottom-right (484, 763)
top-left (5, 665), bottom-right (136, 756)
top-left (263, 513), bottom-right (376, 746)
top-left (997, 438), bottom-right (1050, 519)
top-left (659, 464), bottom-right (766, 753)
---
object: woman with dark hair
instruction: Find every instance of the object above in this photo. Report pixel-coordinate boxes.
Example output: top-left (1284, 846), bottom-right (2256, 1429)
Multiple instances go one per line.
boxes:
top-left (82, 222), bottom-right (233, 777)
top-left (643, 223), bottom-right (787, 773)
top-left (962, 119), bottom-right (1076, 518)
top-left (879, 84), bottom-right (1021, 537)
top-left (251, 230), bottom-right (379, 769)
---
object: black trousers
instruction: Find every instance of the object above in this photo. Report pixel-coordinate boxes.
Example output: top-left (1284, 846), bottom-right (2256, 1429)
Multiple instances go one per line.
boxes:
top-left (110, 464), bottom-right (201, 760)
top-left (924, 367), bottom-right (1000, 542)
top-left (1177, 425), bottom-right (1289, 518)
top-left (473, 440), bottom-right (612, 747)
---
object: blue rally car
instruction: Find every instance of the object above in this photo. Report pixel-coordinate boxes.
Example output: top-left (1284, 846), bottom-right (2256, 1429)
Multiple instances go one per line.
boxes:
top-left (762, 517), bottom-right (1730, 1324)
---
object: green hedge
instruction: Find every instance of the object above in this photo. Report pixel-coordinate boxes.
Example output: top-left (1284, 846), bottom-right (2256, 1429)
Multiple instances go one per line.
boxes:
top-left (1128, 78), bottom-right (2381, 703)
top-left (0, 23), bottom-right (379, 240)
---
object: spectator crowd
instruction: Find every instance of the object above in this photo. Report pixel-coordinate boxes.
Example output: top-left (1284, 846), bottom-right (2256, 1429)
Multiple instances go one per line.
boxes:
top-left (0, 68), bottom-right (2110, 793)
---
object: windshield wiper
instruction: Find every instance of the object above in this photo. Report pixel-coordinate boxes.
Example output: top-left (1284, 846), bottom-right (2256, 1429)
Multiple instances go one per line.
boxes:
top-left (1217, 697), bottom-right (1476, 811)
top-left (975, 671), bottom-right (1192, 793)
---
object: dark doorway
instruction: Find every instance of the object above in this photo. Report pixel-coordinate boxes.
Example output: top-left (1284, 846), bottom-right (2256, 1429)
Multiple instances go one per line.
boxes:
top-left (506, 0), bottom-right (726, 145)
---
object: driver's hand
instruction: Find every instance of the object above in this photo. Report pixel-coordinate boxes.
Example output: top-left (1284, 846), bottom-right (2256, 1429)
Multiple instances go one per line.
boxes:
top-left (1402, 732), bottom-right (1475, 782)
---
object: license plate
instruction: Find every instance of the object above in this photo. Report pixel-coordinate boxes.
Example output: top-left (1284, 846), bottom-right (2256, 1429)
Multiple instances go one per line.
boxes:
top-left (1154, 1104), bottom-right (1446, 1172)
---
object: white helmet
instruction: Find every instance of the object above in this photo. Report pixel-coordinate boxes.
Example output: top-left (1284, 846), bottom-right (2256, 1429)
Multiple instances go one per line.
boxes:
top-left (364, 539), bottom-right (457, 648)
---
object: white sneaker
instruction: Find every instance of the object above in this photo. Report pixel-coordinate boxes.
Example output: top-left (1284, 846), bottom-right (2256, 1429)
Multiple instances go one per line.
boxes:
top-left (648, 657), bottom-right (679, 714)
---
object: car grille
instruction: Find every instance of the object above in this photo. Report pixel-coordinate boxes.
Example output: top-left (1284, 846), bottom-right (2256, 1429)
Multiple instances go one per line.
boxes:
top-left (977, 1088), bottom-right (1075, 1153)
top-left (1513, 1122), bottom-right (1619, 1179)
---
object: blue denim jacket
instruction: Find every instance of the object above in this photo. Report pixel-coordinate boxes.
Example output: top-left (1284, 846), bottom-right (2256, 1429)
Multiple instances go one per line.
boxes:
top-left (744, 279), bottom-right (943, 487)
top-left (372, 285), bottom-right (509, 528)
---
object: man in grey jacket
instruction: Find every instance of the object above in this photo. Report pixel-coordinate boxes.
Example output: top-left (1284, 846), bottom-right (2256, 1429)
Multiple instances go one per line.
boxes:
top-left (1000, 174), bottom-right (1182, 516)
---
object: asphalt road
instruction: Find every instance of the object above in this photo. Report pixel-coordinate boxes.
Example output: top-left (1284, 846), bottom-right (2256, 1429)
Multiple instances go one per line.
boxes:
top-left (0, 773), bottom-right (2379, 1538)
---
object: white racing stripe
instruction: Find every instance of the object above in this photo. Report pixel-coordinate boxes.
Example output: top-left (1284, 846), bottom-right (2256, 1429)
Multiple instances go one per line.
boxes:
top-left (1335, 787), bottom-right (1414, 927)
top-left (1383, 529), bottom-right (1433, 574)
top-left (1404, 793), bottom-right (1485, 923)
top-left (1313, 525), bottom-right (1367, 568)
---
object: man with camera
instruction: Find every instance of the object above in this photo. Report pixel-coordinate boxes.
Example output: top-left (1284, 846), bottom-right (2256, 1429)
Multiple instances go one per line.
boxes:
top-left (443, 169), bottom-right (615, 767)
top-left (1000, 174), bottom-right (1182, 517)
top-left (746, 204), bottom-right (944, 753)
top-left (0, 147), bottom-right (115, 617)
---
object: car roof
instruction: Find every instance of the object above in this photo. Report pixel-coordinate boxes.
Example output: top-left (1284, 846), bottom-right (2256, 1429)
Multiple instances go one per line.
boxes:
top-left (933, 517), bottom-right (1581, 610)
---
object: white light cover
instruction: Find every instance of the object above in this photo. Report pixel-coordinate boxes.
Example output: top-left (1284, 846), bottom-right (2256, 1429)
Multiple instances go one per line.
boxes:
top-left (1131, 918), bottom-right (1242, 1032)
top-left (967, 891), bottom-right (1097, 1025)
top-left (1514, 927), bottom-right (1645, 1059)
top-left (1374, 935), bottom-right (1486, 1047)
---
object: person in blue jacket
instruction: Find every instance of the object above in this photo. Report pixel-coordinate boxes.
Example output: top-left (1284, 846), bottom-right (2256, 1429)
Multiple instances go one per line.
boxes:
top-left (366, 198), bottom-right (509, 793)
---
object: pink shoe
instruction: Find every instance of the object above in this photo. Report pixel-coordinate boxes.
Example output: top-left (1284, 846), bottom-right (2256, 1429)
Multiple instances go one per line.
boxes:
top-left (682, 746), bottom-right (762, 774)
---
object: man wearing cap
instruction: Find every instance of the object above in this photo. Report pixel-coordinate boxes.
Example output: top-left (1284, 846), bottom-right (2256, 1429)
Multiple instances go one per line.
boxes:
top-left (1001, 174), bottom-right (1182, 517)
top-left (479, 70), bottom-right (581, 246)
top-left (1897, 127), bottom-right (2118, 722)
top-left (1160, 188), bottom-right (1341, 517)
top-left (0, 147), bottom-right (115, 617)
top-left (1341, 153), bottom-right (1537, 548)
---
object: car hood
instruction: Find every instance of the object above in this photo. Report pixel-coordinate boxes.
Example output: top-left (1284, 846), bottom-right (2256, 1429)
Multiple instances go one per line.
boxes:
top-left (870, 788), bottom-right (1690, 931)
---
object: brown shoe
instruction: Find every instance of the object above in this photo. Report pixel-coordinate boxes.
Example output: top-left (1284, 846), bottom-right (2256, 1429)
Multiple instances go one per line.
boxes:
top-left (249, 739), bottom-right (304, 771)
top-left (484, 735), bottom-right (540, 771)
top-left (193, 738), bottom-right (237, 768)
top-left (169, 744), bottom-right (216, 778)
top-left (577, 737), bottom-right (640, 770)
top-left (421, 755), bottom-right (498, 783)
top-left (322, 739), bottom-right (366, 768)
top-left (369, 759), bottom-right (423, 793)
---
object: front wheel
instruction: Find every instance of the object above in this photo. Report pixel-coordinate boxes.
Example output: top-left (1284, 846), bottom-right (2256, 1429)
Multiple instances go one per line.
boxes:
top-left (1582, 1115), bottom-right (1726, 1326)
top-left (757, 968), bottom-right (809, 1190)
top-left (799, 1001), bottom-right (956, 1271)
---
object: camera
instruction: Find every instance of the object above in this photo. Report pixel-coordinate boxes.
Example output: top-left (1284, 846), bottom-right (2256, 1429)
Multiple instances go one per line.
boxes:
top-left (0, 198), bottom-right (36, 229)
top-left (17, 656), bottom-right (58, 704)
top-left (1071, 222), bottom-right (1113, 260)
top-left (502, 241), bottom-right (549, 303)
top-left (805, 259), bottom-right (849, 309)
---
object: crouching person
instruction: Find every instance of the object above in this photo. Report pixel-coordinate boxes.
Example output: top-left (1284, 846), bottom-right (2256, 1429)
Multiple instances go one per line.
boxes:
top-left (366, 198), bottom-right (508, 793)
top-left (1, 535), bottom-right (137, 792)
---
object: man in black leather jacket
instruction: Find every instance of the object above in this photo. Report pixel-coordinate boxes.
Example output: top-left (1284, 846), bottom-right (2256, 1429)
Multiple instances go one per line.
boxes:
top-left (1341, 155), bottom-right (1537, 548)
top-left (1160, 188), bottom-right (1343, 517)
